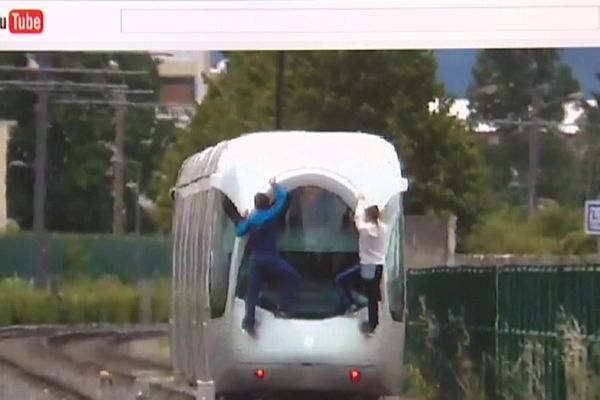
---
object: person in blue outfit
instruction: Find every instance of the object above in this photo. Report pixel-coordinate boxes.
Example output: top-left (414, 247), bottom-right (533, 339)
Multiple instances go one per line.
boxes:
top-left (236, 178), bottom-right (302, 334)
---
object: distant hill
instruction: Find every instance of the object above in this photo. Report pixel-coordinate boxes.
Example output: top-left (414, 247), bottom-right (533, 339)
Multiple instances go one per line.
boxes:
top-left (436, 48), bottom-right (600, 98)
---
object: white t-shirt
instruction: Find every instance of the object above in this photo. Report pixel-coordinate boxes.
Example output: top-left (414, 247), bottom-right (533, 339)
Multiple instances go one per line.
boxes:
top-left (354, 199), bottom-right (388, 275)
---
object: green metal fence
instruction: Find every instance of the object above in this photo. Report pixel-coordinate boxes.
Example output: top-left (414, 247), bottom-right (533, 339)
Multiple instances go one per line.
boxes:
top-left (0, 234), bottom-right (171, 280)
top-left (407, 265), bottom-right (600, 400)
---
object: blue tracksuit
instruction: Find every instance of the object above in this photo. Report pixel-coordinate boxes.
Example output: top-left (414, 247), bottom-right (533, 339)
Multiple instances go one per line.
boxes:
top-left (236, 184), bottom-right (301, 324)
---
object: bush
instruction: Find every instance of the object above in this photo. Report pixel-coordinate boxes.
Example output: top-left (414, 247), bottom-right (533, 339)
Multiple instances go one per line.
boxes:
top-left (463, 208), bottom-right (558, 254)
top-left (0, 275), bottom-right (154, 326)
top-left (152, 277), bottom-right (171, 323)
top-left (1, 219), bottom-right (21, 237)
top-left (0, 278), bottom-right (59, 324)
top-left (530, 205), bottom-right (581, 240)
top-left (59, 276), bottom-right (142, 324)
top-left (559, 231), bottom-right (597, 255)
top-left (464, 205), bottom-right (596, 255)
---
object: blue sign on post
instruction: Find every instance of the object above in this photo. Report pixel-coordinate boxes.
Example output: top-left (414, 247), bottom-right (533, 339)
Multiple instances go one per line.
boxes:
top-left (585, 200), bottom-right (600, 235)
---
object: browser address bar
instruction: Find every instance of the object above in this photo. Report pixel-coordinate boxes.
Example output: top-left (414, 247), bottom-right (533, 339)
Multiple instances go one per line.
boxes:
top-left (121, 6), bottom-right (599, 34)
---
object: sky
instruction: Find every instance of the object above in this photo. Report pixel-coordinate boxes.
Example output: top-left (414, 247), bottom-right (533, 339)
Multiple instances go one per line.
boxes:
top-left (169, 48), bottom-right (600, 99)
top-left (435, 48), bottom-right (600, 98)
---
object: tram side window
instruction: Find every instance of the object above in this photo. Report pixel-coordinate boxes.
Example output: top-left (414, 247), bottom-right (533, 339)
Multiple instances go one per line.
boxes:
top-left (209, 190), bottom-right (236, 318)
top-left (387, 212), bottom-right (405, 322)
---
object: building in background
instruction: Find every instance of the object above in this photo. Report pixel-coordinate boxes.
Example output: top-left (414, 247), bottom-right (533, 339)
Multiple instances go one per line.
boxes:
top-left (154, 51), bottom-right (228, 128)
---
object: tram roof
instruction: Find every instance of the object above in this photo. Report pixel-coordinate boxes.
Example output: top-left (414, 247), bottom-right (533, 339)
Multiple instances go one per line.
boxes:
top-left (177, 131), bottom-right (407, 209)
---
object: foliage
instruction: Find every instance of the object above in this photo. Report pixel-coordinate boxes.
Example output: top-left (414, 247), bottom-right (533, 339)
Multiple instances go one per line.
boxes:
top-left (464, 204), bottom-right (596, 255)
top-left (0, 52), bottom-right (177, 234)
top-left (62, 240), bottom-right (90, 278)
top-left (468, 49), bottom-right (579, 124)
top-left (404, 363), bottom-right (436, 399)
top-left (148, 52), bottom-right (277, 232)
top-left (560, 231), bottom-right (598, 255)
top-left (151, 277), bottom-right (171, 323)
top-left (151, 51), bottom-right (492, 234)
top-left (557, 312), bottom-right (600, 400)
top-left (0, 277), bottom-right (59, 324)
top-left (58, 276), bottom-right (142, 323)
top-left (408, 296), bottom-right (600, 400)
top-left (0, 219), bottom-right (21, 238)
top-left (467, 49), bottom-right (583, 207)
top-left (579, 74), bottom-right (600, 200)
top-left (0, 276), bottom-right (169, 325)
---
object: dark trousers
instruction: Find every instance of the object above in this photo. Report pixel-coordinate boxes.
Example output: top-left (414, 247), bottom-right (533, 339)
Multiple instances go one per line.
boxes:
top-left (244, 253), bottom-right (302, 324)
top-left (335, 264), bottom-right (383, 329)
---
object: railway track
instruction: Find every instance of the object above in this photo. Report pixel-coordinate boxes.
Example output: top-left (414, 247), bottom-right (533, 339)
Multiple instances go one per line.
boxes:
top-left (0, 350), bottom-right (92, 400)
top-left (0, 326), bottom-right (405, 400)
top-left (0, 325), bottom-right (195, 400)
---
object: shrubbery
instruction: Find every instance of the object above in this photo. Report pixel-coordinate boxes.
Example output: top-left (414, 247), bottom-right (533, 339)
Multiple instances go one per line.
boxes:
top-left (464, 205), bottom-right (597, 255)
top-left (405, 299), bottom-right (600, 399)
top-left (0, 275), bottom-right (171, 325)
top-left (151, 277), bottom-right (171, 323)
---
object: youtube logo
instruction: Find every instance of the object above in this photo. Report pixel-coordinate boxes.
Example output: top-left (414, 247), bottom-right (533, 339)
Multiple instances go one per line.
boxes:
top-left (0, 10), bottom-right (44, 34)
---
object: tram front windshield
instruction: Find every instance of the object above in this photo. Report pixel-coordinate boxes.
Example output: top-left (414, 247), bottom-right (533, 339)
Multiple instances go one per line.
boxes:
top-left (235, 186), bottom-right (369, 319)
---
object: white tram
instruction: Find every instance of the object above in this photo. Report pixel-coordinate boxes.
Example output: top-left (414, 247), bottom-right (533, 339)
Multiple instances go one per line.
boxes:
top-left (170, 131), bottom-right (409, 399)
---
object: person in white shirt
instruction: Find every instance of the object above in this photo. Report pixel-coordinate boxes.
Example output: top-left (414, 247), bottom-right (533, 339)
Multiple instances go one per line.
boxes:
top-left (334, 193), bottom-right (388, 334)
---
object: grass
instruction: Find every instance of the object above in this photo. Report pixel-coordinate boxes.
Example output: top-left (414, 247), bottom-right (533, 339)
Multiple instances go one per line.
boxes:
top-left (405, 297), bottom-right (600, 400)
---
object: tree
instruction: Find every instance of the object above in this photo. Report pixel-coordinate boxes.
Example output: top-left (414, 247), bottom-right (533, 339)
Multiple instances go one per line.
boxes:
top-left (467, 49), bottom-right (582, 207)
top-left (285, 51), bottom-right (492, 233)
top-left (579, 73), bottom-right (600, 200)
top-left (0, 52), bottom-right (175, 233)
top-left (148, 52), bottom-right (277, 231)
top-left (151, 51), bottom-right (492, 235)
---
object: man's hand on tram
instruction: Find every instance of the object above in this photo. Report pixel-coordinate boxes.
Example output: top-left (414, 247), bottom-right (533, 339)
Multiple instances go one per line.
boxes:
top-left (242, 210), bottom-right (250, 219)
top-left (269, 177), bottom-right (277, 187)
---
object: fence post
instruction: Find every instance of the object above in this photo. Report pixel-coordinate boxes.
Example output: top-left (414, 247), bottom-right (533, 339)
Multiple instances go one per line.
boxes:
top-left (494, 265), bottom-right (500, 398)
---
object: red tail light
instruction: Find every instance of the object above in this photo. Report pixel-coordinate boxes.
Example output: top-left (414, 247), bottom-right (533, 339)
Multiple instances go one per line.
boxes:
top-left (255, 368), bottom-right (266, 379)
top-left (349, 368), bottom-right (361, 382)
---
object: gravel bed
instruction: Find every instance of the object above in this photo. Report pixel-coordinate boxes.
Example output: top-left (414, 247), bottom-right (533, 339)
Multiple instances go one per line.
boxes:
top-left (0, 336), bottom-right (132, 399)
top-left (0, 356), bottom-right (79, 400)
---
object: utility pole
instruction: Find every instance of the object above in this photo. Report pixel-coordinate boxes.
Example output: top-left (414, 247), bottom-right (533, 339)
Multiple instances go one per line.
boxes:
top-left (126, 159), bottom-right (142, 237)
top-left (112, 90), bottom-right (126, 235)
top-left (132, 160), bottom-right (142, 282)
top-left (135, 165), bottom-right (141, 237)
top-left (1, 55), bottom-right (192, 240)
top-left (526, 123), bottom-right (539, 216)
top-left (275, 51), bottom-right (285, 130)
top-left (33, 52), bottom-right (50, 288)
top-left (1, 55), bottom-right (153, 288)
top-left (526, 87), bottom-right (544, 217)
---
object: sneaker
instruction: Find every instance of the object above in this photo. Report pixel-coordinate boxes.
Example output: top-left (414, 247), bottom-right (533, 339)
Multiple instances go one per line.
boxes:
top-left (345, 304), bottom-right (359, 315)
top-left (335, 303), bottom-right (358, 315)
top-left (242, 318), bottom-right (256, 335)
top-left (273, 307), bottom-right (292, 319)
top-left (360, 321), bottom-right (376, 335)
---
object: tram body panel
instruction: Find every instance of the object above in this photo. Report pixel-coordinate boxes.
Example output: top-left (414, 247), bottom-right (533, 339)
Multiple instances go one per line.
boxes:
top-left (204, 304), bottom-right (405, 394)
top-left (171, 131), bottom-right (408, 396)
